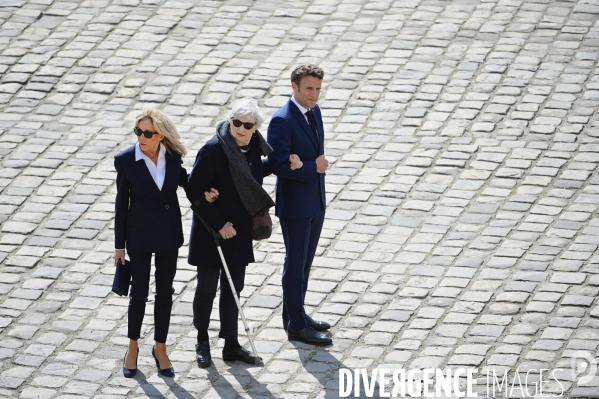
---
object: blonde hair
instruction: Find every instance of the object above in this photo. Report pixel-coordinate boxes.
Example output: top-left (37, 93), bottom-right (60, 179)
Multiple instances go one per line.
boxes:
top-left (134, 109), bottom-right (187, 157)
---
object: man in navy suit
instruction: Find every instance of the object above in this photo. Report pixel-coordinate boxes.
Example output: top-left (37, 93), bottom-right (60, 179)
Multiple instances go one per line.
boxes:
top-left (267, 64), bottom-right (332, 346)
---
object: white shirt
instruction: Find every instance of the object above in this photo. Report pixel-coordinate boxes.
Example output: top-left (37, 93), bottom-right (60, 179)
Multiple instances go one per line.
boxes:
top-left (135, 142), bottom-right (166, 190)
top-left (291, 95), bottom-right (309, 123)
top-left (291, 96), bottom-right (319, 144)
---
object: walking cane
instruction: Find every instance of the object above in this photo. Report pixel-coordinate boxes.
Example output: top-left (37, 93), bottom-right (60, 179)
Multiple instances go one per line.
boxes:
top-left (190, 201), bottom-right (262, 364)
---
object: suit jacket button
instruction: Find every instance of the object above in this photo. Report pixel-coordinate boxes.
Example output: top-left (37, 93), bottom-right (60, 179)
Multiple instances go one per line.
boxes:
top-left (165, 205), bottom-right (170, 209)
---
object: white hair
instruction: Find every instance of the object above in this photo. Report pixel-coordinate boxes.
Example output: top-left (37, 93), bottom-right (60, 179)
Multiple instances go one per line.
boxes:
top-left (228, 98), bottom-right (264, 129)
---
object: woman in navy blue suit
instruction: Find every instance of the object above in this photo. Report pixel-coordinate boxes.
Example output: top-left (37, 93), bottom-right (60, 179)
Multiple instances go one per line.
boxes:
top-left (113, 109), bottom-right (217, 378)
top-left (187, 99), bottom-right (302, 368)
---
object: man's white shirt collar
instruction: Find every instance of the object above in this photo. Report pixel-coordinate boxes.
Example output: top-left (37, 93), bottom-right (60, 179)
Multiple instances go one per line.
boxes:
top-left (291, 95), bottom-right (309, 116)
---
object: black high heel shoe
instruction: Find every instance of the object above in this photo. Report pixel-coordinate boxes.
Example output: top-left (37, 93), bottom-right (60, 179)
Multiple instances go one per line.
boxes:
top-left (152, 346), bottom-right (175, 377)
top-left (123, 348), bottom-right (138, 378)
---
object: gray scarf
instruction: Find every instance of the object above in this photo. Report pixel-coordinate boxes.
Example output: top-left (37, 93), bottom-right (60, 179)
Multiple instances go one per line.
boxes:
top-left (216, 120), bottom-right (275, 216)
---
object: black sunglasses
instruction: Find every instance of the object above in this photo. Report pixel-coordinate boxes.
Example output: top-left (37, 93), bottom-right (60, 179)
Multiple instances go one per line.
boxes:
top-left (134, 126), bottom-right (158, 139)
top-left (231, 118), bottom-right (255, 130)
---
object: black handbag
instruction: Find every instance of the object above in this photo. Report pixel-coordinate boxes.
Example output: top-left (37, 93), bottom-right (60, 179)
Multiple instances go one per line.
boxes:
top-left (251, 212), bottom-right (272, 241)
top-left (112, 259), bottom-right (131, 296)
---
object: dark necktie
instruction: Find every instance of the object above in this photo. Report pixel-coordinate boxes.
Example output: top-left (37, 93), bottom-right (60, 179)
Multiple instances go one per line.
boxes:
top-left (305, 110), bottom-right (319, 145)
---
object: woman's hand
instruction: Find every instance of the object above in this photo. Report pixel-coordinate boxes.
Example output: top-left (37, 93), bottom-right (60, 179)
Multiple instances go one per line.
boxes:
top-left (205, 188), bottom-right (219, 203)
top-left (113, 249), bottom-right (126, 266)
top-left (219, 222), bottom-right (237, 239)
top-left (289, 154), bottom-right (303, 170)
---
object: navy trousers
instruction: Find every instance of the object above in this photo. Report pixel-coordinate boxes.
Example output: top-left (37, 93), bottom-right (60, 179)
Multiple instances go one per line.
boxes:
top-left (280, 207), bottom-right (325, 332)
top-left (128, 249), bottom-right (178, 343)
top-left (193, 264), bottom-right (246, 340)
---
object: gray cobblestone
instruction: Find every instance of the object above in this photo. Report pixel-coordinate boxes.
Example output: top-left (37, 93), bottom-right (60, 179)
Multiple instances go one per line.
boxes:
top-left (0, 0), bottom-right (597, 397)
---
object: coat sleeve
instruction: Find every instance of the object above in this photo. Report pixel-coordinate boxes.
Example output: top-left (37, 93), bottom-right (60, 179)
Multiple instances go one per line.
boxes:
top-left (186, 146), bottom-right (228, 232)
top-left (178, 158), bottom-right (188, 188)
top-left (267, 116), bottom-right (317, 181)
top-left (261, 157), bottom-right (272, 178)
top-left (114, 157), bottom-right (129, 250)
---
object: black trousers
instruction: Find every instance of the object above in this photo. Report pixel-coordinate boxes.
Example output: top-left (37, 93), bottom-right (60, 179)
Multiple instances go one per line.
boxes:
top-left (193, 264), bottom-right (245, 340)
top-left (128, 249), bottom-right (178, 343)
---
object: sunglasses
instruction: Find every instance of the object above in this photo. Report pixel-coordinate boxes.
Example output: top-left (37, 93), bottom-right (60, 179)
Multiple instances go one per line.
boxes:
top-left (231, 118), bottom-right (256, 130)
top-left (134, 126), bottom-right (158, 139)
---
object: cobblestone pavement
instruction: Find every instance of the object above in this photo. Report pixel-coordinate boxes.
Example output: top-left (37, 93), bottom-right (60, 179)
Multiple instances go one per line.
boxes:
top-left (1, 0), bottom-right (599, 398)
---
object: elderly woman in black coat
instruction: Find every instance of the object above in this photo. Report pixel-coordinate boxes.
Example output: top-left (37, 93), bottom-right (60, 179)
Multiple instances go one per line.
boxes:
top-left (186, 98), bottom-right (302, 367)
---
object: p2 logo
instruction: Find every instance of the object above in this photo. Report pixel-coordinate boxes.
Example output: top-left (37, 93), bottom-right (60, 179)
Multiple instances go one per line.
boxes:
top-left (570, 351), bottom-right (598, 385)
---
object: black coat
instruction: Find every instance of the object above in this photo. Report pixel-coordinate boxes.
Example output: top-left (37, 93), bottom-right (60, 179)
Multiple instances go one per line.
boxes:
top-left (114, 145), bottom-right (188, 254)
top-left (186, 134), bottom-right (271, 268)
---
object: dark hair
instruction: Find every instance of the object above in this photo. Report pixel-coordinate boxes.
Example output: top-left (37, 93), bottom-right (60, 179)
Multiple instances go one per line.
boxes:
top-left (291, 64), bottom-right (324, 87)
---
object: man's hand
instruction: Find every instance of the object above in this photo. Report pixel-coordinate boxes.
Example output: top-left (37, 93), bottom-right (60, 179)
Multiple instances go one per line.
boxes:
top-left (289, 154), bottom-right (303, 170)
top-left (219, 222), bottom-right (237, 239)
top-left (205, 188), bottom-right (219, 203)
top-left (113, 249), bottom-right (126, 266)
top-left (316, 155), bottom-right (329, 173)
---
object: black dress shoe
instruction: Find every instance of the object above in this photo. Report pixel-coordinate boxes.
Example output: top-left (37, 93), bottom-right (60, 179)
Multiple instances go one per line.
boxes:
top-left (196, 341), bottom-right (211, 368)
top-left (122, 349), bottom-right (138, 378)
top-left (288, 327), bottom-right (332, 346)
top-left (222, 346), bottom-right (260, 364)
top-left (283, 316), bottom-right (330, 332)
top-left (152, 346), bottom-right (175, 377)
top-left (307, 315), bottom-right (330, 331)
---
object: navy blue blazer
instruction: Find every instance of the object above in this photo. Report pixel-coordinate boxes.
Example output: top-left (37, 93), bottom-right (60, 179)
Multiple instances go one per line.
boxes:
top-left (186, 134), bottom-right (271, 268)
top-left (267, 99), bottom-right (326, 220)
top-left (114, 145), bottom-right (187, 254)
